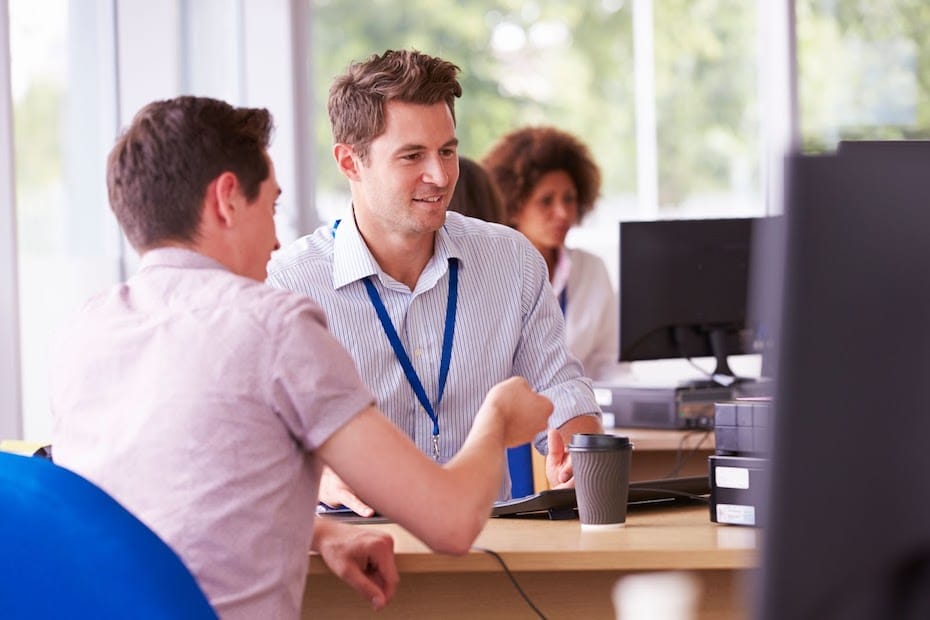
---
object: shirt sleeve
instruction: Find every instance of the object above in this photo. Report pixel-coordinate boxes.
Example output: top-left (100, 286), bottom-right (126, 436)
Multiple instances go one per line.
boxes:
top-left (268, 298), bottom-right (376, 452)
top-left (510, 241), bottom-right (602, 454)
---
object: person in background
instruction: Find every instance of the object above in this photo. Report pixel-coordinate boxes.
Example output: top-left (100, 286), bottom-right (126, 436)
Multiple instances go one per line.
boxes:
top-left (447, 155), bottom-right (507, 224)
top-left (267, 49), bottom-right (602, 516)
top-left (483, 126), bottom-right (628, 382)
top-left (50, 95), bottom-right (552, 619)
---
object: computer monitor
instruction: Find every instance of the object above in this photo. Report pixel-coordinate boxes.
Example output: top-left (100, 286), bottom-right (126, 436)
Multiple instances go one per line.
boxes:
top-left (757, 143), bottom-right (930, 618)
top-left (618, 217), bottom-right (768, 385)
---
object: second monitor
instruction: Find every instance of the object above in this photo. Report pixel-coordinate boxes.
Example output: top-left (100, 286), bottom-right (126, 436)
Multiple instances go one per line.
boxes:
top-left (618, 217), bottom-right (769, 386)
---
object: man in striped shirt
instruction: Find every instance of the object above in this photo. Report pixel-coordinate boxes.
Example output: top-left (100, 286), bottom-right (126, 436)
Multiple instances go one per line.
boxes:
top-left (268, 49), bottom-right (603, 514)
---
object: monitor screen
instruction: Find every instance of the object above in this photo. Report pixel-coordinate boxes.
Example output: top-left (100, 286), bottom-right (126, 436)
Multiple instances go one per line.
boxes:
top-left (618, 217), bottom-right (767, 381)
top-left (757, 142), bottom-right (930, 618)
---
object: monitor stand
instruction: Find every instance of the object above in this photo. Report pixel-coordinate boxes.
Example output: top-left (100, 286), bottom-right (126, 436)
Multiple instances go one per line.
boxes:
top-left (676, 327), bottom-right (750, 389)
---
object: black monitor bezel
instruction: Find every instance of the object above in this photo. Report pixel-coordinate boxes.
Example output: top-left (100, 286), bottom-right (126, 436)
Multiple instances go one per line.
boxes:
top-left (617, 217), bottom-right (762, 377)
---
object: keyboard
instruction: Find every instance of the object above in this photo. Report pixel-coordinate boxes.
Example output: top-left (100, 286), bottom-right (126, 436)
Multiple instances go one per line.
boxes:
top-left (491, 475), bottom-right (711, 519)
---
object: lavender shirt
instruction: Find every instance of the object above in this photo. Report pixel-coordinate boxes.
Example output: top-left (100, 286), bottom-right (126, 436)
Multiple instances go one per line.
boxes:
top-left (50, 248), bottom-right (375, 620)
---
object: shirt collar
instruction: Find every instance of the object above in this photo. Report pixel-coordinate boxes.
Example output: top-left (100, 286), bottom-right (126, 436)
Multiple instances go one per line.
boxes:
top-left (138, 247), bottom-right (230, 273)
top-left (331, 207), bottom-right (464, 292)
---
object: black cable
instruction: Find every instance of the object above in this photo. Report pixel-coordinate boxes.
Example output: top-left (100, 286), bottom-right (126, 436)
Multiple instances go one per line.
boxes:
top-left (666, 429), bottom-right (711, 478)
top-left (683, 355), bottom-right (714, 378)
top-left (472, 546), bottom-right (547, 619)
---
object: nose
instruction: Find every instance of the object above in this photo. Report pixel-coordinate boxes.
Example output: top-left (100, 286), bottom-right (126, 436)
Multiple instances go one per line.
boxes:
top-left (423, 154), bottom-right (451, 188)
top-left (554, 199), bottom-right (577, 224)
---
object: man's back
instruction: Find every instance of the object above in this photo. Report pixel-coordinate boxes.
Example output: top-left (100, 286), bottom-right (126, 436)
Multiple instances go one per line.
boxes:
top-left (51, 247), bottom-right (374, 619)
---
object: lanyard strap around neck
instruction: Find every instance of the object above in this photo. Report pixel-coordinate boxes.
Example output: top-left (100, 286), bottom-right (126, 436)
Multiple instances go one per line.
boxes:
top-left (559, 287), bottom-right (567, 316)
top-left (362, 259), bottom-right (459, 459)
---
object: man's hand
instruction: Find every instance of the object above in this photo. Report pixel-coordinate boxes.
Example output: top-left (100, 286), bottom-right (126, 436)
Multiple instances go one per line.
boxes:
top-left (313, 518), bottom-right (398, 611)
top-left (319, 466), bottom-right (375, 517)
top-left (481, 377), bottom-right (553, 447)
top-left (545, 415), bottom-right (603, 489)
top-left (545, 428), bottom-right (573, 489)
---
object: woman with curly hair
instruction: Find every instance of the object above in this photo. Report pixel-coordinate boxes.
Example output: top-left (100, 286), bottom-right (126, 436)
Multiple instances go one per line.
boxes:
top-left (483, 126), bottom-right (626, 381)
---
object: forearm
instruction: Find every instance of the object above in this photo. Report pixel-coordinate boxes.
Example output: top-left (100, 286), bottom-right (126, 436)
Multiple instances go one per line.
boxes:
top-left (436, 410), bottom-right (510, 534)
top-left (318, 408), bottom-right (505, 556)
top-left (557, 413), bottom-right (603, 446)
top-left (318, 381), bottom-right (549, 557)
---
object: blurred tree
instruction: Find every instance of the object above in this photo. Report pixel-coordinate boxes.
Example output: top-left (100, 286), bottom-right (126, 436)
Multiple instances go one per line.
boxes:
top-left (311, 0), bottom-right (635, 207)
top-left (798, 0), bottom-right (930, 152)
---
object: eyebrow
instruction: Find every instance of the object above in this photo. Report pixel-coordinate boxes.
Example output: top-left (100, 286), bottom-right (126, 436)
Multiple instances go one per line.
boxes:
top-left (393, 137), bottom-right (459, 155)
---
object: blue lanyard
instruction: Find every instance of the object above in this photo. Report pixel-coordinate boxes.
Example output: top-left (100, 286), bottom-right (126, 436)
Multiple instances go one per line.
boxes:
top-left (559, 287), bottom-right (567, 316)
top-left (331, 218), bottom-right (459, 459)
top-left (362, 259), bottom-right (459, 461)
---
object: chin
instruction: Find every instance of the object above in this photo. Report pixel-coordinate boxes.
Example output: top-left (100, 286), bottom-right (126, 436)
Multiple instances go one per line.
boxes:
top-left (416, 209), bottom-right (446, 232)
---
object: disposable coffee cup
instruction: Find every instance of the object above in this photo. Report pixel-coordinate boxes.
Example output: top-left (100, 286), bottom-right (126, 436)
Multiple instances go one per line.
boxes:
top-left (568, 433), bottom-right (633, 531)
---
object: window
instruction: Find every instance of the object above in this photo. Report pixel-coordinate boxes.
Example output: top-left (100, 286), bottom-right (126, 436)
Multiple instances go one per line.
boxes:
top-left (5, 0), bottom-right (304, 440)
top-left (796, 1), bottom-right (930, 152)
top-left (10, 0), bottom-right (120, 440)
top-left (310, 0), bottom-right (765, 285)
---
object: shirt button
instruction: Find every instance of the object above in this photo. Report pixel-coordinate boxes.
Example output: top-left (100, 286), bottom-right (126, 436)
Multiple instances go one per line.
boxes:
top-left (414, 348), bottom-right (423, 357)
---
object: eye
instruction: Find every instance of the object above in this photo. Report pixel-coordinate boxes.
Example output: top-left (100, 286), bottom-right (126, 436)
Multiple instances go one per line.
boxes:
top-left (440, 147), bottom-right (457, 158)
top-left (401, 152), bottom-right (422, 161)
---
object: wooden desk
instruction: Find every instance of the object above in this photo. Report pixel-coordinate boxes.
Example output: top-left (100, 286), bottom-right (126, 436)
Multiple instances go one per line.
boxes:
top-left (302, 505), bottom-right (757, 619)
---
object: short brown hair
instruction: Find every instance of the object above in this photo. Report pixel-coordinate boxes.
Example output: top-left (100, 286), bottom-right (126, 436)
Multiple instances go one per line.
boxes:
top-left (482, 126), bottom-right (601, 222)
top-left (447, 156), bottom-right (507, 225)
top-left (106, 96), bottom-right (274, 251)
top-left (327, 49), bottom-right (462, 162)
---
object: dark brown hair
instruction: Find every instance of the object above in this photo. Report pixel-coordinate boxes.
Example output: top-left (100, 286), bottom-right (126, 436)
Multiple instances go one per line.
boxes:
top-left (327, 49), bottom-right (462, 162)
top-left (447, 157), bottom-right (507, 225)
top-left (106, 96), bottom-right (274, 251)
top-left (482, 126), bottom-right (601, 222)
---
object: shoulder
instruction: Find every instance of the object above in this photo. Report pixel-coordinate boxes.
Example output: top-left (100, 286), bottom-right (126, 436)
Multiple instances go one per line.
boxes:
top-left (267, 225), bottom-right (334, 278)
top-left (566, 246), bottom-right (606, 266)
top-left (443, 211), bottom-right (541, 264)
top-left (567, 247), bottom-right (611, 276)
top-left (214, 270), bottom-right (330, 330)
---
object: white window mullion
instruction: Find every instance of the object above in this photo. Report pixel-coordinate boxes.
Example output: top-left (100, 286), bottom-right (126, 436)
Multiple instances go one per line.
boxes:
top-left (759, 0), bottom-right (799, 216)
top-left (633, 0), bottom-right (658, 219)
top-left (0, 0), bottom-right (23, 439)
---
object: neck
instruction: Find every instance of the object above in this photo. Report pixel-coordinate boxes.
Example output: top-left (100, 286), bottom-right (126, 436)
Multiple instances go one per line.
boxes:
top-left (353, 212), bottom-right (434, 290)
top-left (537, 246), bottom-right (558, 282)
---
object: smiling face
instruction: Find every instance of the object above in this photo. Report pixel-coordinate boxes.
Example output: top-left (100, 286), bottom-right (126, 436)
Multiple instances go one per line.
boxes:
top-left (511, 169), bottom-right (579, 256)
top-left (347, 100), bottom-right (459, 241)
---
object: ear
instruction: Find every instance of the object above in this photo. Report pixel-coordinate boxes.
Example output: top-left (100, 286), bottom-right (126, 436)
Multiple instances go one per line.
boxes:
top-left (333, 143), bottom-right (362, 182)
top-left (209, 171), bottom-right (243, 228)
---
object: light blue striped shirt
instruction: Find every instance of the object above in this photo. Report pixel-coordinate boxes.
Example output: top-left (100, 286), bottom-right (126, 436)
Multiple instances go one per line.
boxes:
top-left (267, 211), bottom-right (601, 497)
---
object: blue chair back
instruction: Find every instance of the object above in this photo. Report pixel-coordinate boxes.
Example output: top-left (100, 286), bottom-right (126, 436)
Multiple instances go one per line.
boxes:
top-left (507, 443), bottom-right (535, 498)
top-left (0, 451), bottom-right (217, 619)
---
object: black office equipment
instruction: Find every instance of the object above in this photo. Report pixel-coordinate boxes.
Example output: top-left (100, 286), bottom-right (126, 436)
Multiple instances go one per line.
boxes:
top-left (757, 142), bottom-right (930, 619)
top-left (713, 399), bottom-right (771, 456)
top-left (618, 217), bottom-right (764, 385)
top-left (595, 380), bottom-right (773, 430)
